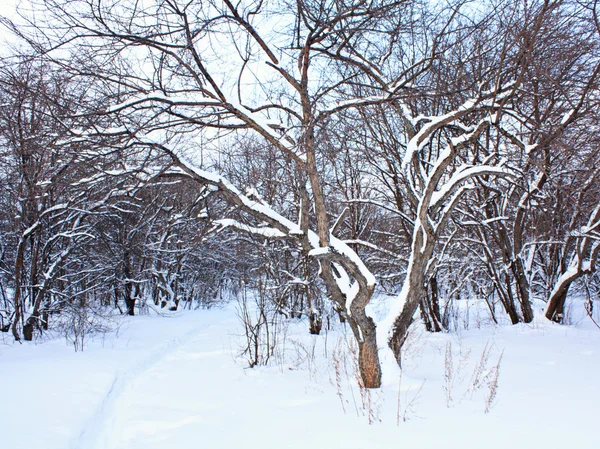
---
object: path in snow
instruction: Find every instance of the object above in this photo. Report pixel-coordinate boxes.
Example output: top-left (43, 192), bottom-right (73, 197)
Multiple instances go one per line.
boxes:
top-left (74, 314), bottom-right (353, 449)
top-left (73, 326), bottom-right (213, 449)
top-left (2, 305), bottom-right (600, 449)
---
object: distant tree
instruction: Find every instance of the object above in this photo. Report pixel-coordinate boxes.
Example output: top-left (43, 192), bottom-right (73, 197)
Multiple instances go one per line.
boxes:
top-left (0, 58), bottom-right (95, 340)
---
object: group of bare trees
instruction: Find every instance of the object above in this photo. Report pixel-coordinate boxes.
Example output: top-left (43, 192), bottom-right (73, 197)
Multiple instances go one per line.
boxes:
top-left (0, 59), bottom-right (236, 340)
top-left (1, 0), bottom-right (600, 387)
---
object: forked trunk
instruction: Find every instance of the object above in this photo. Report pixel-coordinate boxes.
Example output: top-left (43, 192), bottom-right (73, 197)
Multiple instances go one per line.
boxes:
top-left (23, 314), bottom-right (37, 341)
top-left (322, 262), bottom-right (381, 388)
top-left (357, 321), bottom-right (380, 388)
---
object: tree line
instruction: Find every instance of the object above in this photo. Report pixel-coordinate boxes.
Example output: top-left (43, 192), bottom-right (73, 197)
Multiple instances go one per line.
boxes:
top-left (1, 0), bottom-right (599, 387)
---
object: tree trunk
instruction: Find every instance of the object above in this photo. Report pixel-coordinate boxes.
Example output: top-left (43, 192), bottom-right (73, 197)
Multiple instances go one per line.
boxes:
top-left (545, 267), bottom-right (581, 323)
top-left (501, 276), bottom-right (522, 325)
top-left (124, 280), bottom-right (135, 316)
top-left (421, 275), bottom-right (443, 333)
top-left (303, 135), bottom-right (381, 386)
top-left (322, 261), bottom-right (382, 388)
top-left (545, 288), bottom-right (569, 323)
top-left (389, 291), bottom-right (421, 366)
top-left (11, 234), bottom-right (28, 341)
top-left (344, 299), bottom-right (381, 388)
top-left (512, 259), bottom-right (534, 323)
top-left (357, 318), bottom-right (380, 388)
top-left (23, 313), bottom-right (38, 341)
top-left (388, 228), bottom-right (431, 365)
top-left (125, 291), bottom-right (136, 316)
top-left (123, 251), bottom-right (135, 316)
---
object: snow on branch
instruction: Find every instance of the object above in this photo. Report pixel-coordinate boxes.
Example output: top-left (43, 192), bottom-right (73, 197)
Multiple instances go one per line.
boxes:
top-left (342, 198), bottom-right (414, 225)
top-left (103, 91), bottom-right (305, 163)
top-left (156, 142), bottom-right (377, 313)
top-left (430, 165), bottom-right (513, 213)
top-left (105, 93), bottom-right (223, 114)
top-left (214, 219), bottom-right (287, 239)
top-left (343, 239), bottom-right (409, 263)
top-left (402, 82), bottom-right (516, 168)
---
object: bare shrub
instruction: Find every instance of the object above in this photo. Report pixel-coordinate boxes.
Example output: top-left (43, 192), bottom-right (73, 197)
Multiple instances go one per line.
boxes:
top-left (484, 351), bottom-right (504, 413)
top-left (236, 281), bottom-right (283, 368)
top-left (60, 303), bottom-right (114, 352)
top-left (397, 369), bottom-right (426, 424)
top-left (442, 341), bottom-right (471, 407)
top-left (466, 342), bottom-right (493, 399)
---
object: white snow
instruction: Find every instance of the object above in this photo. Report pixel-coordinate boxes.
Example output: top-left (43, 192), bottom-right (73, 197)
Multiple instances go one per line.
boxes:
top-left (106, 93), bottom-right (222, 114)
top-left (308, 246), bottom-right (331, 257)
top-left (1, 302), bottom-right (600, 449)
top-left (215, 218), bottom-right (287, 238)
top-left (561, 108), bottom-right (575, 125)
top-left (176, 162), bottom-right (376, 311)
top-left (430, 165), bottom-right (510, 211)
top-left (330, 235), bottom-right (377, 288)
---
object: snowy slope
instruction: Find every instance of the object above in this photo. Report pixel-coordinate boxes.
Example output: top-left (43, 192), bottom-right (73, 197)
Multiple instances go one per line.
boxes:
top-left (1, 305), bottom-right (599, 449)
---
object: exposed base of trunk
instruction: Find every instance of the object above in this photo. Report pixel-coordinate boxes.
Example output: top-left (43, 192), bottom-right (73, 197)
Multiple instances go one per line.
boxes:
top-left (308, 312), bottom-right (322, 335)
top-left (23, 317), bottom-right (36, 341)
top-left (357, 329), bottom-right (381, 388)
top-left (346, 312), bottom-right (381, 388)
top-left (126, 299), bottom-right (136, 316)
top-left (545, 271), bottom-right (581, 324)
top-left (388, 300), bottom-right (420, 367)
top-left (545, 290), bottom-right (568, 323)
top-left (23, 309), bottom-right (43, 341)
top-left (420, 298), bottom-right (443, 333)
top-left (422, 276), bottom-right (443, 332)
top-left (520, 303), bottom-right (534, 323)
top-left (514, 260), bottom-right (534, 323)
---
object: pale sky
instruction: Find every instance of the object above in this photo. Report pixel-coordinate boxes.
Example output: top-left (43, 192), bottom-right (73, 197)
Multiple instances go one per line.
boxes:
top-left (0, 0), bottom-right (18, 20)
top-left (0, 0), bottom-right (28, 56)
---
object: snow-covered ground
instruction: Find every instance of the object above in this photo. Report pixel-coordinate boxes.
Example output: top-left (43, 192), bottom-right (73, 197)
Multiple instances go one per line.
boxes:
top-left (1, 302), bottom-right (599, 449)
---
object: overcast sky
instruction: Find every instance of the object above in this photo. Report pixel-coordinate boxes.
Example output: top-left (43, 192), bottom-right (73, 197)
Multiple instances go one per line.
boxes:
top-left (0, 0), bottom-right (18, 20)
top-left (0, 0), bottom-right (29, 56)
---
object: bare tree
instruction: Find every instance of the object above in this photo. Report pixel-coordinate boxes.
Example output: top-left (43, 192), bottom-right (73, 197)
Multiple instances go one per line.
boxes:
top-left (4, 0), bottom-right (597, 383)
top-left (22, 0), bottom-right (437, 386)
top-left (0, 57), bottom-right (98, 340)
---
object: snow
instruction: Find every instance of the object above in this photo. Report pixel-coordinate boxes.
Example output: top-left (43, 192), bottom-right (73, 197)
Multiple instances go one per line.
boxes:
top-left (177, 162), bottom-right (375, 310)
top-left (377, 282), bottom-right (409, 371)
top-left (308, 246), bottom-right (331, 257)
top-left (318, 95), bottom-right (390, 116)
top-left (402, 83), bottom-right (516, 169)
top-left (223, 97), bottom-right (299, 157)
top-left (2, 301), bottom-right (600, 449)
top-left (215, 218), bottom-right (287, 238)
top-left (331, 235), bottom-right (377, 288)
top-left (183, 164), bottom-right (305, 238)
top-left (105, 93), bottom-right (222, 114)
top-left (21, 221), bottom-right (40, 238)
top-left (482, 216), bottom-right (509, 225)
top-left (430, 165), bottom-right (510, 210)
top-left (402, 99), bottom-right (477, 169)
top-left (561, 108), bottom-right (575, 125)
